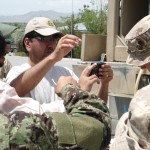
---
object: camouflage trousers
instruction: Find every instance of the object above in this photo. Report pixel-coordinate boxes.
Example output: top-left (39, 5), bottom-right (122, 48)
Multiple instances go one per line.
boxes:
top-left (0, 84), bottom-right (111, 150)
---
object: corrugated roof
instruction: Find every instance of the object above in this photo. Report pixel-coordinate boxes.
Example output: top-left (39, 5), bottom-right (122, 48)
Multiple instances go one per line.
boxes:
top-left (0, 23), bottom-right (17, 36)
top-left (74, 23), bottom-right (87, 31)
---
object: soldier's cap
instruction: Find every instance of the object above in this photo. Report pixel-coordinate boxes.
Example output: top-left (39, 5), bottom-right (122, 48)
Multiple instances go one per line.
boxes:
top-left (110, 85), bottom-right (150, 149)
top-left (125, 15), bottom-right (150, 66)
top-left (25, 17), bottom-right (62, 36)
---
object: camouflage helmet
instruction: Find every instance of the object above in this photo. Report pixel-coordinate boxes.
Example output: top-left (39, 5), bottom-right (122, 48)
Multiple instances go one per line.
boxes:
top-left (125, 15), bottom-right (150, 66)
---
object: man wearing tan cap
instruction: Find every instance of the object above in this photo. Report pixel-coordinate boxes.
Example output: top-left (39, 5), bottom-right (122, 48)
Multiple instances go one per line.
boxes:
top-left (2, 17), bottom-right (112, 149)
top-left (6, 17), bottom-right (113, 107)
top-left (110, 15), bottom-right (150, 150)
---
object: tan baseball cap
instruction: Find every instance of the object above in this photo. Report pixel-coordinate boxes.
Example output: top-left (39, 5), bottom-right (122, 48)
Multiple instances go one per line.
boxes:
top-left (25, 17), bottom-right (62, 36)
top-left (125, 15), bottom-right (150, 66)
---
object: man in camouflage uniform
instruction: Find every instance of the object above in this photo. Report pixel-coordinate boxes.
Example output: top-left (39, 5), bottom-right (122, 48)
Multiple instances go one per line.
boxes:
top-left (0, 76), bottom-right (111, 150)
top-left (110, 15), bottom-right (150, 150)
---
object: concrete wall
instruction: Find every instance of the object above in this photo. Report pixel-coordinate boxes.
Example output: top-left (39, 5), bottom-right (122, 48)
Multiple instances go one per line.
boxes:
top-left (81, 34), bottom-right (106, 61)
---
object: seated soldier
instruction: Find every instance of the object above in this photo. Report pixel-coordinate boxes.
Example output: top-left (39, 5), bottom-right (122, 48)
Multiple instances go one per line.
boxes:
top-left (0, 76), bottom-right (111, 150)
top-left (110, 15), bottom-right (150, 150)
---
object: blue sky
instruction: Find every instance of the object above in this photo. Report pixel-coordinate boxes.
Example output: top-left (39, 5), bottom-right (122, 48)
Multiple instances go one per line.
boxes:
top-left (0, 0), bottom-right (95, 16)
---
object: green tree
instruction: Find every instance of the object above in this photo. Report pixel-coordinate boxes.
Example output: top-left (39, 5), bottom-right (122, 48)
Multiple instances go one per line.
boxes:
top-left (11, 27), bottom-right (25, 52)
top-left (78, 0), bottom-right (107, 35)
top-left (11, 28), bottom-right (24, 45)
top-left (55, 0), bottom-right (108, 58)
top-left (56, 15), bottom-right (82, 58)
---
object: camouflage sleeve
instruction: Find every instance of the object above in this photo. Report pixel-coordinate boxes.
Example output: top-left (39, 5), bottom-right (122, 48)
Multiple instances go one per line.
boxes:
top-left (60, 83), bottom-right (111, 148)
top-left (0, 111), bottom-right (61, 150)
top-left (60, 84), bottom-right (110, 120)
top-left (0, 84), bottom-right (111, 149)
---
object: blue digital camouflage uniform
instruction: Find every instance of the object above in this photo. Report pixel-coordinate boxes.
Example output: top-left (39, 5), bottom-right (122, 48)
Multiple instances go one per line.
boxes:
top-left (0, 84), bottom-right (111, 150)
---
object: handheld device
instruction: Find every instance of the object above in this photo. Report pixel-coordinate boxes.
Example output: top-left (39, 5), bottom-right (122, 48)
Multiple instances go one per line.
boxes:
top-left (89, 62), bottom-right (105, 77)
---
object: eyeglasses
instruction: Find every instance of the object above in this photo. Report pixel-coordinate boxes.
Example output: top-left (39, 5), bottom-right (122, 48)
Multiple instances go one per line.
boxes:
top-left (34, 35), bottom-right (60, 44)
